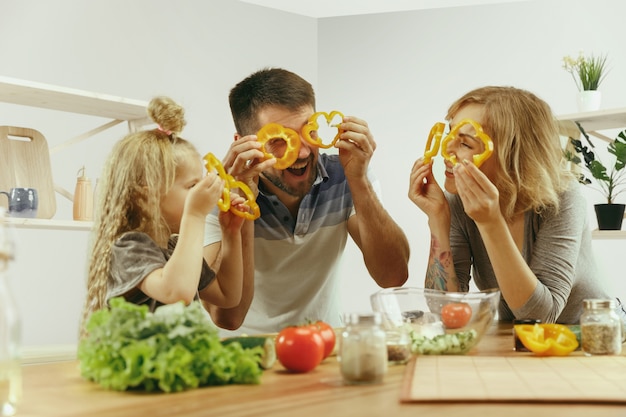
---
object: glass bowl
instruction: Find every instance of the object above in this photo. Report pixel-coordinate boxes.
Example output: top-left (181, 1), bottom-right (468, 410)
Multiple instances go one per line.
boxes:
top-left (370, 287), bottom-right (500, 355)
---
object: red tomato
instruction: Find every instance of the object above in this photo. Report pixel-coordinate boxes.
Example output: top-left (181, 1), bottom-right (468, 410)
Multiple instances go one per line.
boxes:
top-left (275, 325), bottom-right (325, 373)
top-left (310, 321), bottom-right (336, 359)
top-left (441, 302), bottom-right (472, 329)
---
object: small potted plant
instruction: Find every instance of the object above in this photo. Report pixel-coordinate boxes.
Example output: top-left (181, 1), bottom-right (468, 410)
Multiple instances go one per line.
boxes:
top-left (564, 123), bottom-right (626, 230)
top-left (562, 52), bottom-right (608, 112)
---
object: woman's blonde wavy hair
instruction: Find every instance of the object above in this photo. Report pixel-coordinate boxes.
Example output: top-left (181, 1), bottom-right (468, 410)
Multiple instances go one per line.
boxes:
top-left (80, 96), bottom-right (198, 336)
top-left (446, 86), bottom-right (574, 222)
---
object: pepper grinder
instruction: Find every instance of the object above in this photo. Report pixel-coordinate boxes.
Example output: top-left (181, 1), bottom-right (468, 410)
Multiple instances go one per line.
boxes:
top-left (73, 166), bottom-right (93, 221)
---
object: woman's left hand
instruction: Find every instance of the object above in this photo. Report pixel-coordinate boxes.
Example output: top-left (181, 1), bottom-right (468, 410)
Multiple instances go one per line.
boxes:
top-left (452, 159), bottom-right (501, 224)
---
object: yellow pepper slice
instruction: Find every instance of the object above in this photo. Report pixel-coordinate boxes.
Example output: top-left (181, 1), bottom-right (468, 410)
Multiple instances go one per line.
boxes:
top-left (202, 152), bottom-right (260, 220)
top-left (423, 122), bottom-right (445, 163)
top-left (256, 123), bottom-right (301, 169)
top-left (302, 110), bottom-right (344, 149)
top-left (203, 152), bottom-right (231, 212)
top-left (227, 178), bottom-right (260, 220)
top-left (514, 323), bottom-right (579, 356)
top-left (440, 119), bottom-right (494, 167)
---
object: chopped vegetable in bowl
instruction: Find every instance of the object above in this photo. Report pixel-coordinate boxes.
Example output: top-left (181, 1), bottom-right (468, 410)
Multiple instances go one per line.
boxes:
top-left (370, 287), bottom-right (500, 355)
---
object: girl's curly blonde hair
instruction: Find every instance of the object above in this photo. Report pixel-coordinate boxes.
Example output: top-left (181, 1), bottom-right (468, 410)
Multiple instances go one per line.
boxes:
top-left (80, 96), bottom-right (198, 336)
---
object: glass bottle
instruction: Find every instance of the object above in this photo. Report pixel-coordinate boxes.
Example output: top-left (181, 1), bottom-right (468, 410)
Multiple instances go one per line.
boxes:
top-left (73, 166), bottom-right (93, 221)
top-left (0, 208), bottom-right (21, 416)
top-left (580, 299), bottom-right (622, 356)
top-left (339, 312), bottom-right (387, 384)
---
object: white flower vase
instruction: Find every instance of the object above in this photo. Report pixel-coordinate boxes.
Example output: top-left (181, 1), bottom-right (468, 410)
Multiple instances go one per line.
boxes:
top-left (577, 90), bottom-right (602, 112)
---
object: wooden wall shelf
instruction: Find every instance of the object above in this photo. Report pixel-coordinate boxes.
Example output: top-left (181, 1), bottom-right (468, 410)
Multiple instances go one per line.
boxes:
top-left (0, 76), bottom-right (149, 229)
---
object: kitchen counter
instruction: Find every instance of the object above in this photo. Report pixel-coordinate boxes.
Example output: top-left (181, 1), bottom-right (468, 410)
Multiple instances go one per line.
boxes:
top-left (18, 324), bottom-right (626, 417)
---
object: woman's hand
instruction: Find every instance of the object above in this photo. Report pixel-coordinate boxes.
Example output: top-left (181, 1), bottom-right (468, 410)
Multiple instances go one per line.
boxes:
top-left (452, 159), bottom-right (501, 224)
top-left (408, 158), bottom-right (447, 218)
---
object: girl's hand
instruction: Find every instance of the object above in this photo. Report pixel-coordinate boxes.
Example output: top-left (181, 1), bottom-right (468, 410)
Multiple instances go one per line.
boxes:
top-left (408, 158), bottom-right (447, 218)
top-left (218, 194), bottom-right (247, 233)
top-left (452, 159), bottom-right (501, 224)
top-left (186, 173), bottom-right (225, 218)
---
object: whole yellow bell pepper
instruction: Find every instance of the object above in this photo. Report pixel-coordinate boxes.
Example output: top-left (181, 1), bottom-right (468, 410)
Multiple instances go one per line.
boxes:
top-left (513, 323), bottom-right (578, 356)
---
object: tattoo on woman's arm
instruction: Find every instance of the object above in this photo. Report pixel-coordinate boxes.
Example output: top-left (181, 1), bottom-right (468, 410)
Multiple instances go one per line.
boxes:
top-left (426, 250), bottom-right (452, 291)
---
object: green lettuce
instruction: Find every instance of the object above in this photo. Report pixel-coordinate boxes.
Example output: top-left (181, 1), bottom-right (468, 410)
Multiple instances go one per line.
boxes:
top-left (78, 297), bottom-right (263, 392)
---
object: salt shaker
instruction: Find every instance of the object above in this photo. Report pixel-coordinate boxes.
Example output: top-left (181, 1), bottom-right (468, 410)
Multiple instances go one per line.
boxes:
top-left (580, 299), bottom-right (622, 356)
top-left (339, 312), bottom-right (387, 384)
top-left (73, 166), bottom-right (93, 221)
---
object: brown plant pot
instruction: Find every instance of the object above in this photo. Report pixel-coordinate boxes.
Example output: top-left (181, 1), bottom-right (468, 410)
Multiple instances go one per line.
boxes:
top-left (595, 204), bottom-right (626, 230)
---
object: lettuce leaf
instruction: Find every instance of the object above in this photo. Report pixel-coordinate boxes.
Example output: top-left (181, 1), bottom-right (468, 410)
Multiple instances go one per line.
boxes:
top-left (78, 298), bottom-right (263, 392)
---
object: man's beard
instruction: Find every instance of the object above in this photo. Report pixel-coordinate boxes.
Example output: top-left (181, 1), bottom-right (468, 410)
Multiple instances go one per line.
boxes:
top-left (261, 155), bottom-right (317, 198)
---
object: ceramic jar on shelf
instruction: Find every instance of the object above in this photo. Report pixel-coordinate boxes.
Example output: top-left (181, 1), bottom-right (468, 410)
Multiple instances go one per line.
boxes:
top-left (577, 90), bottom-right (602, 112)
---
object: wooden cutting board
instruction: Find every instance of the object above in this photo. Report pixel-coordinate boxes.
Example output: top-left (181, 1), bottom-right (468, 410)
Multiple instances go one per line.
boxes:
top-left (401, 355), bottom-right (626, 403)
top-left (0, 125), bottom-right (56, 218)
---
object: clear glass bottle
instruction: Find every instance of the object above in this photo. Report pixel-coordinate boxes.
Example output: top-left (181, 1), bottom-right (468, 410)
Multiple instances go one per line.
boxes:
top-left (0, 208), bottom-right (21, 416)
top-left (339, 312), bottom-right (387, 384)
top-left (581, 299), bottom-right (622, 356)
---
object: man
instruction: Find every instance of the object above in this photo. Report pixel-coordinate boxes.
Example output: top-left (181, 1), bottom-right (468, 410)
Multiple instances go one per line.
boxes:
top-left (203, 67), bottom-right (409, 335)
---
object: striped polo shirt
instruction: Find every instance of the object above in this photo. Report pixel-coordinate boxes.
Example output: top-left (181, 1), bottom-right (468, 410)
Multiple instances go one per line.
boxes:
top-left (205, 153), bottom-right (368, 336)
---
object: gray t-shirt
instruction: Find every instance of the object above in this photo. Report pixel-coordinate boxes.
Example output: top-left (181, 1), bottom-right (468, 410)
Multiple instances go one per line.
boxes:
top-left (107, 231), bottom-right (215, 311)
top-left (447, 181), bottom-right (608, 324)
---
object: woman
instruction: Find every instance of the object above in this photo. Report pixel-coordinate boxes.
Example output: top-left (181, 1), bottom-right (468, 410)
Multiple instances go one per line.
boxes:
top-left (408, 86), bottom-right (615, 324)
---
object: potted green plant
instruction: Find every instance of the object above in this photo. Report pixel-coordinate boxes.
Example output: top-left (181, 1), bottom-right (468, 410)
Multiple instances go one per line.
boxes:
top-left (562, 52), bottom-right (609, 112)
top-left (562, 52), bottom-right (609, 91)
top-left (564, 123), bottom-right (626, 230)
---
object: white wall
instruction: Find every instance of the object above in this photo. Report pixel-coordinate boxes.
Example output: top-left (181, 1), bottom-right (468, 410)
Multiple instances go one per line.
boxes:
top-left (1, 0), bottom-right (625, 348)
top-left (0, 0), bottom-right (318, 347)
top-left (318, 0), bottom-right (626, 311)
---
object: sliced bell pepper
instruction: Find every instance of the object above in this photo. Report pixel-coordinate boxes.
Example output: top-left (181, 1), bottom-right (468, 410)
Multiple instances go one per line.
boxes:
top-left (203, 152), bottom-right (231, 212)
top-left (513, 323), bottom-right (579, 356)
top-left (423, 122), bottom-right (445, 163)
top-left (227, 178), bottom-right (260, 220)
top-left (256, 123), bottom-right (301, 169)
top-left (302, 110), bottom-right (344, 149)
top-left (440, 118), bottom-right (494, 167)
top-left (202, 152), bottom-right (260, 220)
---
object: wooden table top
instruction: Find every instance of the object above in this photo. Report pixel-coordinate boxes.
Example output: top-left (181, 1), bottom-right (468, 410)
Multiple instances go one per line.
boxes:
top-left (18, 323), bottom-right (626, 417)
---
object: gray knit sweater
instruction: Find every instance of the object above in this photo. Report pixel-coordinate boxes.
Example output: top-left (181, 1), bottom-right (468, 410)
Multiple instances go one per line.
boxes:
top-left (447, 181), bottom-right (608, 324)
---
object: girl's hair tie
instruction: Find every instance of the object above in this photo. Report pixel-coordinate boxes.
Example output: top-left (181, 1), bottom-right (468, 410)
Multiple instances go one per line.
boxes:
top-left (157, 125), bottom-right (173, 135)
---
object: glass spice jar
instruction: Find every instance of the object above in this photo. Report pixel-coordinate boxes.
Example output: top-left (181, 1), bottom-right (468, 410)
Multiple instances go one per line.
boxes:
top-left (580, 299), bottom-right (622, 356)
top-left (339, 312), bottom-right (387, 384)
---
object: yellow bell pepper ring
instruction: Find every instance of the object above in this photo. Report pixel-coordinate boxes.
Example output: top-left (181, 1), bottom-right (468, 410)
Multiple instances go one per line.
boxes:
top-left (256, 123), bottom-right (301, 169)
top-left (227, 178), bottom-right (260, 220)
top-left (302, 110), bottom-right (344, 149)
top-left (513, 323), bottom-right (579, 356)
top-left (440, 118), bottom-right (494, 167)
top-left (202, 152), bottom-right (260, 220)
top-left (203, 152), bottom-right (231, 212)
top-left (423, 122), bottom-right (445, 163)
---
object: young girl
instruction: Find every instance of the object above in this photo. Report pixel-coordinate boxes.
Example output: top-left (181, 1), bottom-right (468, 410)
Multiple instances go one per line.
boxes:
top-left (80, 96), bottom-right (245, 335)
top-left (408, 86), bottom-right (619, 324)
